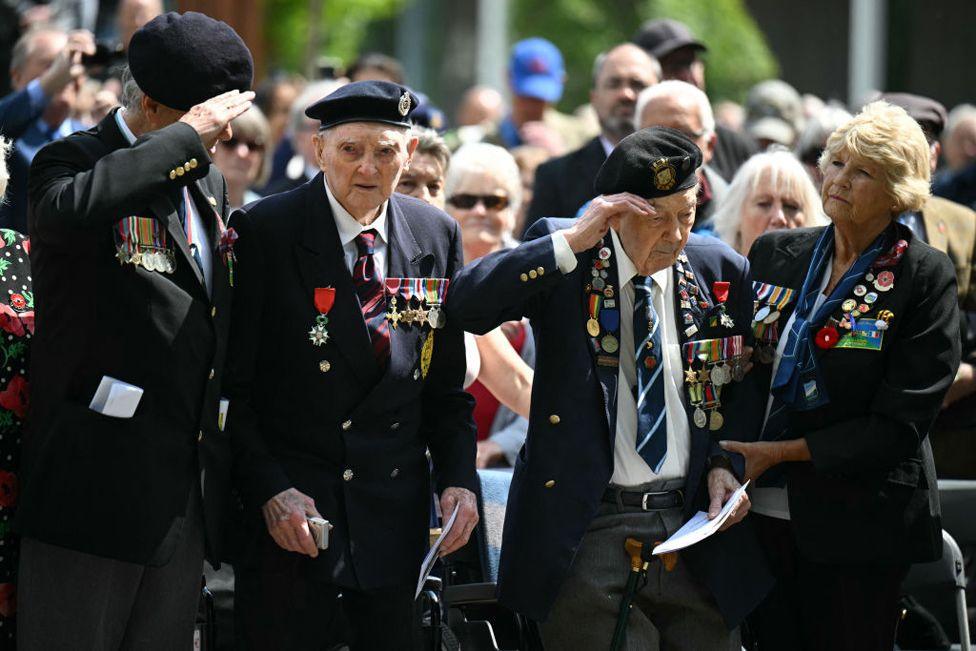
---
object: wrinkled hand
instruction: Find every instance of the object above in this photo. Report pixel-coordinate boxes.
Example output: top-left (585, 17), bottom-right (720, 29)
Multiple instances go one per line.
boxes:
top-left (476, 440), bottom-right (504, 469)
top-left (179, 90), bottom-right (255, 150)
top-left (719, 440), bottom-right (784, 482)
top-left (707, 467), bottom-right (750, 531)
top-left (562, 193), bottom-right (654, 254)
top-left (39, 30), bottom-right (95, 98)
top-left (261, 487), bottom-right (323, 557)
top-left (438, 487), bottom-right (479, 556)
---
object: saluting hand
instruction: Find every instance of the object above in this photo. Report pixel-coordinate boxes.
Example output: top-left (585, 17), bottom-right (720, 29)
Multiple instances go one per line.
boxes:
top-left (38, 30), bottom-right (95, 98)
top-left (180, 89), bottom-right (256, 150)
top-left (561, 193), bottom-right (655, 254)
top-left (262, 487), bottom-right (323, 558)
top-left (438, 487), bottom-right (479, 557)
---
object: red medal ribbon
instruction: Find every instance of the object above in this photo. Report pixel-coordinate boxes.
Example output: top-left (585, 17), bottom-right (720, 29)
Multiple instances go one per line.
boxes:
top-left (712, 281), bottom-right (730, 304)
top-left (314, 287), bottom-right (336, 314)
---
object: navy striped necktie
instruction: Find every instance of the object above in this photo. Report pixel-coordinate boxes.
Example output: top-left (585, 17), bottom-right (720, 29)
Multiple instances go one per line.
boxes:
top-left (633, 275), bottom-right (668, 473)
top-left (353, 230), bottom-right (390, 365)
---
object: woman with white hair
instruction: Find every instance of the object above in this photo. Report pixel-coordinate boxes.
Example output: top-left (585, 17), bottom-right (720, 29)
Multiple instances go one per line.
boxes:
top-left (711, 149), bottom-right (828, 256)
top-left (443, 142), bottom-right (534, 468)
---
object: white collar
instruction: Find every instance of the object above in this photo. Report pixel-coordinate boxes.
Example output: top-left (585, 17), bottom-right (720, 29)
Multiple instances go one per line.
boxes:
top-left (599, 135), bottom-right (615, 157)
top-left (322, 175), bottom-right (389, 248)
top-left (610, 228), bottom-right (670, 292)
top-left (114, 108), bottom-right (137, 145)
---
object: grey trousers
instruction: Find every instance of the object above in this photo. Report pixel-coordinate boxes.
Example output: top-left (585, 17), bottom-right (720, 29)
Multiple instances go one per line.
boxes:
top-left (17, 492), bottom-right (204, 651)
top-left (540, 480), bottom-right (739, 651)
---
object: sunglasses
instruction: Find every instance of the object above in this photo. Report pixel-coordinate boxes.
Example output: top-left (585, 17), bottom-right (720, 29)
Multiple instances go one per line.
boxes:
top-left (447, 194), bottom-right (510, 210)
top-left (221, 137), bottom-right (265, 153)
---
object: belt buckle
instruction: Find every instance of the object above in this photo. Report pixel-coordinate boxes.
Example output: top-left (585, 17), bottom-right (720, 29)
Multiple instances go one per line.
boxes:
top-left (641, 492), bottom-right (654, 511)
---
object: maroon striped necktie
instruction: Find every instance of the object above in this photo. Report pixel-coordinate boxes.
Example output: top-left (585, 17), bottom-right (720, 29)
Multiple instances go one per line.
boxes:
top-left (352, 229), bottom-right (390, 365)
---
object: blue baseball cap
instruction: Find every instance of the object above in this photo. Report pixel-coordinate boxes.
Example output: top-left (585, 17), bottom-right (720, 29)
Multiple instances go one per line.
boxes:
top-left (509, 37), bottom-right (565, 103)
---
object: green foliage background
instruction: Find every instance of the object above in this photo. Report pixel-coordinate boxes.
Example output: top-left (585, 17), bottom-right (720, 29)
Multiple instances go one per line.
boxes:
top-left (264, 0), bottom-right (778, 107)
top-left (511, 0), bottom-right (779, 108)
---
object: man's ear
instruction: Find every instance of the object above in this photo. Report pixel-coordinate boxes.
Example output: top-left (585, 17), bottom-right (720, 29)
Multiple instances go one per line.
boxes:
top-left (311, 132), bottom-right (327, 168)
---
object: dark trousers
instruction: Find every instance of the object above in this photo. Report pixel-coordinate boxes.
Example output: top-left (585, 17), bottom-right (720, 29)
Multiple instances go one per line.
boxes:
top-left (234, 549), bottom-right (419, 651)
top-left (750, 514), bottom-right (909, 651)
top-left (16, 491), bottom-right (205, 651)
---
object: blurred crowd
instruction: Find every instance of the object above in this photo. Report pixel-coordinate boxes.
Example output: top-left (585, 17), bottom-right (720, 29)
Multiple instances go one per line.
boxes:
top-left (0, 4), bottom-right (975, 648)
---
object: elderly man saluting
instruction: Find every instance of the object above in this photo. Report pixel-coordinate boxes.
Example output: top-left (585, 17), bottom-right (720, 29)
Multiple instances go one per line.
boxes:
top-left (19, 11), bottom-right (253, 650)
top-left (225, 81), bottom-right (479, 650)
top-left (448, 128), bottom-right (773, 649)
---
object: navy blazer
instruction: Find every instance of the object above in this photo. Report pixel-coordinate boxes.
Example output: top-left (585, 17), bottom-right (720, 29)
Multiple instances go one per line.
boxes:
top-left (746, 227), bottom-right (959, 564)
top-left (224, 176), bottom-right (477, 590)
top-left (447, 218), bottom-right (773, 625)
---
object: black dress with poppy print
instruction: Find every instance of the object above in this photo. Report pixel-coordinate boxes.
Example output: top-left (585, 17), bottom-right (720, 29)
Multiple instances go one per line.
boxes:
top-left (0, 230), bottom-right (32, 647)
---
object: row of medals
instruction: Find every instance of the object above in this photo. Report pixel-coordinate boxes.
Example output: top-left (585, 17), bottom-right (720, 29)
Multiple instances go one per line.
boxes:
top-left (116, 245), bottom-right (176, 274)
top-left (687, 354), bottom-right (745, 431)
top-left (387, 295), bottom-right (446, 329)
top-left (586, 245), bottom-right (619, 353)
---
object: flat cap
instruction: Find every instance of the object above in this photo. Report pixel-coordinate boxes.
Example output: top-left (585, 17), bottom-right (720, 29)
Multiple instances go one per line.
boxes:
top-left (633, 19), bottom-right (706, 60)
top-left (595, 127), bottom-right (702, 199)
top-left (305, 80), bottom-right (418, 130)
top-left (880, 92), bottom-right (947, 139)
top-left (129, 12), bottom-right (253, 111)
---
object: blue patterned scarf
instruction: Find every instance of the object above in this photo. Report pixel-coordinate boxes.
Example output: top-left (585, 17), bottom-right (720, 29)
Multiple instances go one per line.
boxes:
top-left (771, 223), bottom-right (894, 410)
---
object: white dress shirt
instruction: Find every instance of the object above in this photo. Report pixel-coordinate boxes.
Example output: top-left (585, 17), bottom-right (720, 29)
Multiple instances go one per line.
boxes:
top-left (750, 259), bottom-right (831, 520)
top-left (551, 230), bottom-right (691, 486)
top-left (323, 176), bottom-right (390, 276)
top-left (115, 109), bottom-right (213, 294)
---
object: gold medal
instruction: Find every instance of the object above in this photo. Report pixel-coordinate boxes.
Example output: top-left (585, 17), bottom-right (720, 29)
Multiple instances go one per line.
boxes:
top-left (709, 410), bottom-right (724, 431)
top-left (586, 318), bottom-right (600, 337)
top-left (420, 331), bottom-right (434, 378)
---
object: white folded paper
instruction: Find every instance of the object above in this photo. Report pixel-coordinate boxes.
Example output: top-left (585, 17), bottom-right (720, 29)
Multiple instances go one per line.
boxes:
top-left (415, 502), bottom-right (460, 598)
top-left (89, 376), bottom-right (144, 419)
top-left (652, 480), bottom-right (750, 555)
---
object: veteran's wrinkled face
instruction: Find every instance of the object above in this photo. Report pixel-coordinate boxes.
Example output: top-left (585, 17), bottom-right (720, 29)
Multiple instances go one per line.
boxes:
top-left (315, 122), bottom-right (417, 222)
top-left (396, 152), bottom-right (446, 209)
top-left (616, 186), bottom-right (697, 276)
top-left (820, 147), bottom-right (893, 230)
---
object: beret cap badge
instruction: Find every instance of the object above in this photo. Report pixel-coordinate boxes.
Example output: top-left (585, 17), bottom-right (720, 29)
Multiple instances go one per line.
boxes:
top-left (652, 157), bottom-right (677, 191)
top-left (398, 92), bottom-right (411, 117)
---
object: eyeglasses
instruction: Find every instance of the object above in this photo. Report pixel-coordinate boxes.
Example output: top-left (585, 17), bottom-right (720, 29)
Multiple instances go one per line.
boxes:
top-left (221, 137), bottom-right (265, 153)
top-left (447, 194), bottom-right (510, 210)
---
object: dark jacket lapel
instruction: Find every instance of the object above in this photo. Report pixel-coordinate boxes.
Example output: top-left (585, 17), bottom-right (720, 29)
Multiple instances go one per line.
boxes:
top-left (293, 174), bottom-right (378, 385)
top-left (580, 239), bottom-right (620, 442)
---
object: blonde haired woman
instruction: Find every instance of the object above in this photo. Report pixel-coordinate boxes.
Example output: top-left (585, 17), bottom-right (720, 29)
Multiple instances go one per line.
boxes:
top-left (722, 101), bottom-right (960, 650)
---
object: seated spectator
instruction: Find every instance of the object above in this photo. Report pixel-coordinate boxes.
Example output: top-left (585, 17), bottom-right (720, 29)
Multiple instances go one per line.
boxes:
top-left (744, 79), bottom-right (803, 149)
top-left (794, 105), bottom-right (854, 189)
top-left (636, 79), bottom-right (728, 232)
top-left (712, 149), bottom-right (827, 255)
top-left (396, 127), bottom-right (450, 209)
top-left (212, 106), bottom-right (271, 211)
top-left (445, 142), bottom-right (535, 467)
top-left (347, 52), bottom-right (404, 84)
top-left (0, 26), bottom-right (94, 232)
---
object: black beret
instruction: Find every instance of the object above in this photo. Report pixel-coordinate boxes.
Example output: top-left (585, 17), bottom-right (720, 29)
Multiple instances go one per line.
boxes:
top-left (594, 127), bottom-right (703, 199)
top-left (129, 12), bottom-right (253, 111)
top-left (305, 81), bottom-right (419, 130)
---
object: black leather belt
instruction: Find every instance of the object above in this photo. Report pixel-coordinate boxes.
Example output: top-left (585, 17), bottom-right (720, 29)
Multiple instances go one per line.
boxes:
top-left (602, 486), bottom-right (683, 511)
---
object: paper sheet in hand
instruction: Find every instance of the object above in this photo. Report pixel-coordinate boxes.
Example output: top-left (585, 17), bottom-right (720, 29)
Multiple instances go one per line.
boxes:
top-left (415, 502), bottom-right (460, 598)
top-left (652, 481), bottom-right (750, 555)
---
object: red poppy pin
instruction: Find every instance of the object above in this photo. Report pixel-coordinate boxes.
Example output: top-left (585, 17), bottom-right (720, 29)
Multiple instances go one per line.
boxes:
top-left (814, 325), bottom-right (840, 349)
